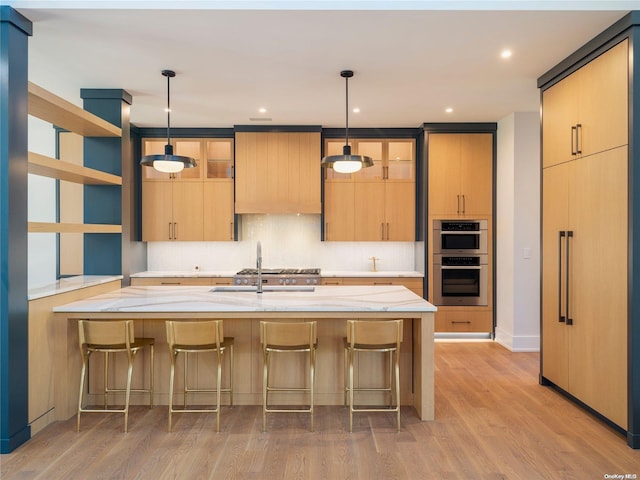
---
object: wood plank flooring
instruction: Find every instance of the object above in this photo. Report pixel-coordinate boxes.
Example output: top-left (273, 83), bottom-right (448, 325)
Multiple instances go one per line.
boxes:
top-left (2, 341), bottom-right (640, 479)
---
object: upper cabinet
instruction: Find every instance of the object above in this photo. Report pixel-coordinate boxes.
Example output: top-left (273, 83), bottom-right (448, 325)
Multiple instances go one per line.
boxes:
top-left (141, 139), bottom-right (203, 181)
top-left (542, 40), bottom-right (628, 168)
top-left (324, 138), bottom-right (415, 241)
top-left (141, 137), bottom-right (235, 241)
top-left (428, 133), bottom-right (493, 217)
top-left (234, 131), bottom-right (321, 214)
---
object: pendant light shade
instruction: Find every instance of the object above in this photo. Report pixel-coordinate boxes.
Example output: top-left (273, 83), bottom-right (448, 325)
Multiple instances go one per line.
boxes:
top-left (321, 70), bottom-right (373, 174)
top-left (140, 70), bottom-right (197, 173)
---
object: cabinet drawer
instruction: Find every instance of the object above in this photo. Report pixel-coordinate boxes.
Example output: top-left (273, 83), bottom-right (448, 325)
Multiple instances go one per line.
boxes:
top-left (435, 309), bottom-right (492, 333)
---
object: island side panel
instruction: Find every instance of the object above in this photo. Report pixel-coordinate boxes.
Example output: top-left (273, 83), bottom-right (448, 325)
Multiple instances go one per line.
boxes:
top-left (414, 312), bottom-right (435, 420)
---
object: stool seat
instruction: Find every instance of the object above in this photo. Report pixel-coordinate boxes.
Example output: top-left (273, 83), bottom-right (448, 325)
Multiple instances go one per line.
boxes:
top-left (77, 320), bottom-right (155, 433)
top-left (344, 319), bottom-right (403, 432)
top-left (166, 320), bottom-right (234, 432)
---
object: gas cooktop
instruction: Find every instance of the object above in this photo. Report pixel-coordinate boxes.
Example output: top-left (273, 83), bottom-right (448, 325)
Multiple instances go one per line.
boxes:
top-left (234, 268), bottom-right (321, 286)
top-left (236, 268), bottom-right (320, 275)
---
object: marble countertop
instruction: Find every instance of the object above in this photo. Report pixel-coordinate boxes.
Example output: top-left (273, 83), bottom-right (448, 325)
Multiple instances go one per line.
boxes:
top-left (53, 285), bottom-right (436, 313)
top-left (28, 275), bottom-right (123, 301)
top-left (131, 270), bottom-right (424, 278)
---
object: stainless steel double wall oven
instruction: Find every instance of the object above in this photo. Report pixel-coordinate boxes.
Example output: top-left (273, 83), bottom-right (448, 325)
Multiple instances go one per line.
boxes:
top-left (433, 219), bottom-right (488, 306)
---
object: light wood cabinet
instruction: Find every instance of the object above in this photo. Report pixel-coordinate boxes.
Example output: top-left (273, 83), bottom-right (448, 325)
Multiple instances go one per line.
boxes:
top-left (434, 309), bottom-right (492, 333)
top-left (340, 277), bottom-right (423, 296)
top-left (542, 146), bottom-right (628, 428)
top-left (141, 139), bottom-right (203, 181)
top-left (141, 138), bottom-right (234, 241)
top-left (142, 181), bottom-right (204, 241)
top-left (542, 40), bottom-right (628, 168)
top-left (324, 182), bottom-right (355, 241)
top-left (28, 280), bottom-right (122, 434)
top-left (203, 139), bottom-right (235, 241)
top-left (321, 277), bottom-right (423, 296)
top-left (541, 38), bottom-right (630, 432)
top-left (235, 131), bottom-right (321, 214)
top-left (428, 133), bottom-right (492, 217)
top-left (324, 138), bottom-right (415, 241)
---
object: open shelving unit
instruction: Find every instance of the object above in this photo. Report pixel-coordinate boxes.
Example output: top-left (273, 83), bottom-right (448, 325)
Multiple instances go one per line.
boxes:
top-left (27, 82), bottom-right (122, 234)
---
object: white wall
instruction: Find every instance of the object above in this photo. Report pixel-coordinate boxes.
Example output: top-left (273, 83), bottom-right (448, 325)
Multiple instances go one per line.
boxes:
top-left (27, 116), bottom-right (57, 289)
top-left (147, 214), bottom-right (416, 273)
top-left (495, 112), bottom-right (540, 352)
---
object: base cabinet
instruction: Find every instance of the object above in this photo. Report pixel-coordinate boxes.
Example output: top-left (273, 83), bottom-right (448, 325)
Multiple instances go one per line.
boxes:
top-left (329, 277), bottom-right (423, 297)
top-left (434, 309), bottom-right (492, 333)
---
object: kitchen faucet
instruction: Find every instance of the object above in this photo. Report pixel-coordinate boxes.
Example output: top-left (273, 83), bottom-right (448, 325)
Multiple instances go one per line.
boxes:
top-left (256, 241), bottom-right (263, 294)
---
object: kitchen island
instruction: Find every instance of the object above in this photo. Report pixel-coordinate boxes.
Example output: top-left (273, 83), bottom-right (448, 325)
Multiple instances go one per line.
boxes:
top-left (53, 285), bottom-right (436, 423)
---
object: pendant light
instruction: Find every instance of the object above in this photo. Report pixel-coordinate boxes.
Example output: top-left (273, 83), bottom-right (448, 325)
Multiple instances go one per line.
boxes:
top-left (140, 70), bottom-right (197, 173)
top-left (321, 70), bottom-right (373, 174)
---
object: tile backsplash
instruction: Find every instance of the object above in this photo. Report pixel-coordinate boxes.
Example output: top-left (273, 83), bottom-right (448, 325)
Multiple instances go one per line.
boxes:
top-left (147, 214), bottom-right (421, 272)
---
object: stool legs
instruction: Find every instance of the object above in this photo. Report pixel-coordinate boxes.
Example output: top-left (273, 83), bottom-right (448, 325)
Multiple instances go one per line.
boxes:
top-left (168, 343), bottom-right (232, 433)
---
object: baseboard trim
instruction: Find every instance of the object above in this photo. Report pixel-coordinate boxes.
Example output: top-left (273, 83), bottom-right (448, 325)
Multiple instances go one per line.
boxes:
top-left (494, 328), bottom-right (539, 352)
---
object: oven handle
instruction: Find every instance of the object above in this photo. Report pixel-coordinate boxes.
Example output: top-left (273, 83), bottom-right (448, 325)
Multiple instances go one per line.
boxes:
top-left (439, 231), bottom-right (481, 235)
top-left (439, 266), bottom-right (482, 270)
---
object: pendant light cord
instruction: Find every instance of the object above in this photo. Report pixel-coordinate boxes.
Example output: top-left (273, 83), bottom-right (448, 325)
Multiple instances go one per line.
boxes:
top-left (166, 73), bottom-right (171, 145)
top-left (344, 75), bottom-right (349, 145)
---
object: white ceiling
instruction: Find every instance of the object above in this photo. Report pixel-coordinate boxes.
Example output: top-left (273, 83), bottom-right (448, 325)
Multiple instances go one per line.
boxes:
top-left (5, 1), bottom-right (639, 128)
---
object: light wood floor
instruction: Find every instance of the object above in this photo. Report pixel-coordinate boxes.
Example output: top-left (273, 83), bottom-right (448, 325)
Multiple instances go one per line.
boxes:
top-left (2, 341), bottom-right (639, 479)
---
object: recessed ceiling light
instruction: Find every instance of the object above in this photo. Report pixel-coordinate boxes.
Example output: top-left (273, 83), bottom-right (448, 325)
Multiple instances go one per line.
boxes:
top-left (352, 107), bottom-right (360, 113)
top-left (445, 107), bottom-right (453, 113)
top-left (501, 49), bottom-right (512, 59)
top-left (258, 107), bottom-right (267, 113)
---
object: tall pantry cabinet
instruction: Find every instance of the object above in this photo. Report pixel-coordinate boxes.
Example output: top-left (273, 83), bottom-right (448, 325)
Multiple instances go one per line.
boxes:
top-left (539, 14), bottom-right (640, 448)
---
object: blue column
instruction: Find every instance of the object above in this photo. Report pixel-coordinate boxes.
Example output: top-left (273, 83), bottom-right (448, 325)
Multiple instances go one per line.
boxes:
top-left (80, 89), bottom-right (142, 281)
top-left (0, 7), bottom-right (32, 454)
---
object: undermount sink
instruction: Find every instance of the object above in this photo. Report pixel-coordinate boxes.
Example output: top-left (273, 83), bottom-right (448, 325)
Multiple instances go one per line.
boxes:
top-left (210, 286), bottom-right (315, 293)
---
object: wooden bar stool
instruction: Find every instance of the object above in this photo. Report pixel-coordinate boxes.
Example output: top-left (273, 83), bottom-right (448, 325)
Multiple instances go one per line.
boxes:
top-left (344, 319), bottom-right (403, 432)
top-left (77, 319), bottom-right (155, 433)
top-left (260, 321), bottom-right (317, 432)
top-left (166, 320), bottom-right (234, 432)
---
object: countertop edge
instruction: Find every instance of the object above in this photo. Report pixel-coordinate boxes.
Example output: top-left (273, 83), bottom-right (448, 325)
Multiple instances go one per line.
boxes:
top-left (28, 275), bottom-right (123, 301)
top-left (131, 270), bottom-right (424, 278)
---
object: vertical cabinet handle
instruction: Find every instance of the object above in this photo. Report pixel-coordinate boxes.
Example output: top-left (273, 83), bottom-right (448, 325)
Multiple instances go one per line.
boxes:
top-left (558, 231), bottom-right (566, 323)
top-left (174, 222), bottom-right (177, 240)
top-left (575, 124), bottom-right (582, 154)
top-left (386, 222), bottom-right (390, 240)
top-left (566, 231), bottom-right (573, 325)
top-left (169, 222), bottom-right (173, 240)
top-left (457, 194), bottom-right (461, 214)
top-left (462, 194), bottom-right (466, 214)
top-left (571, 126), bottom-right (577, 155)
